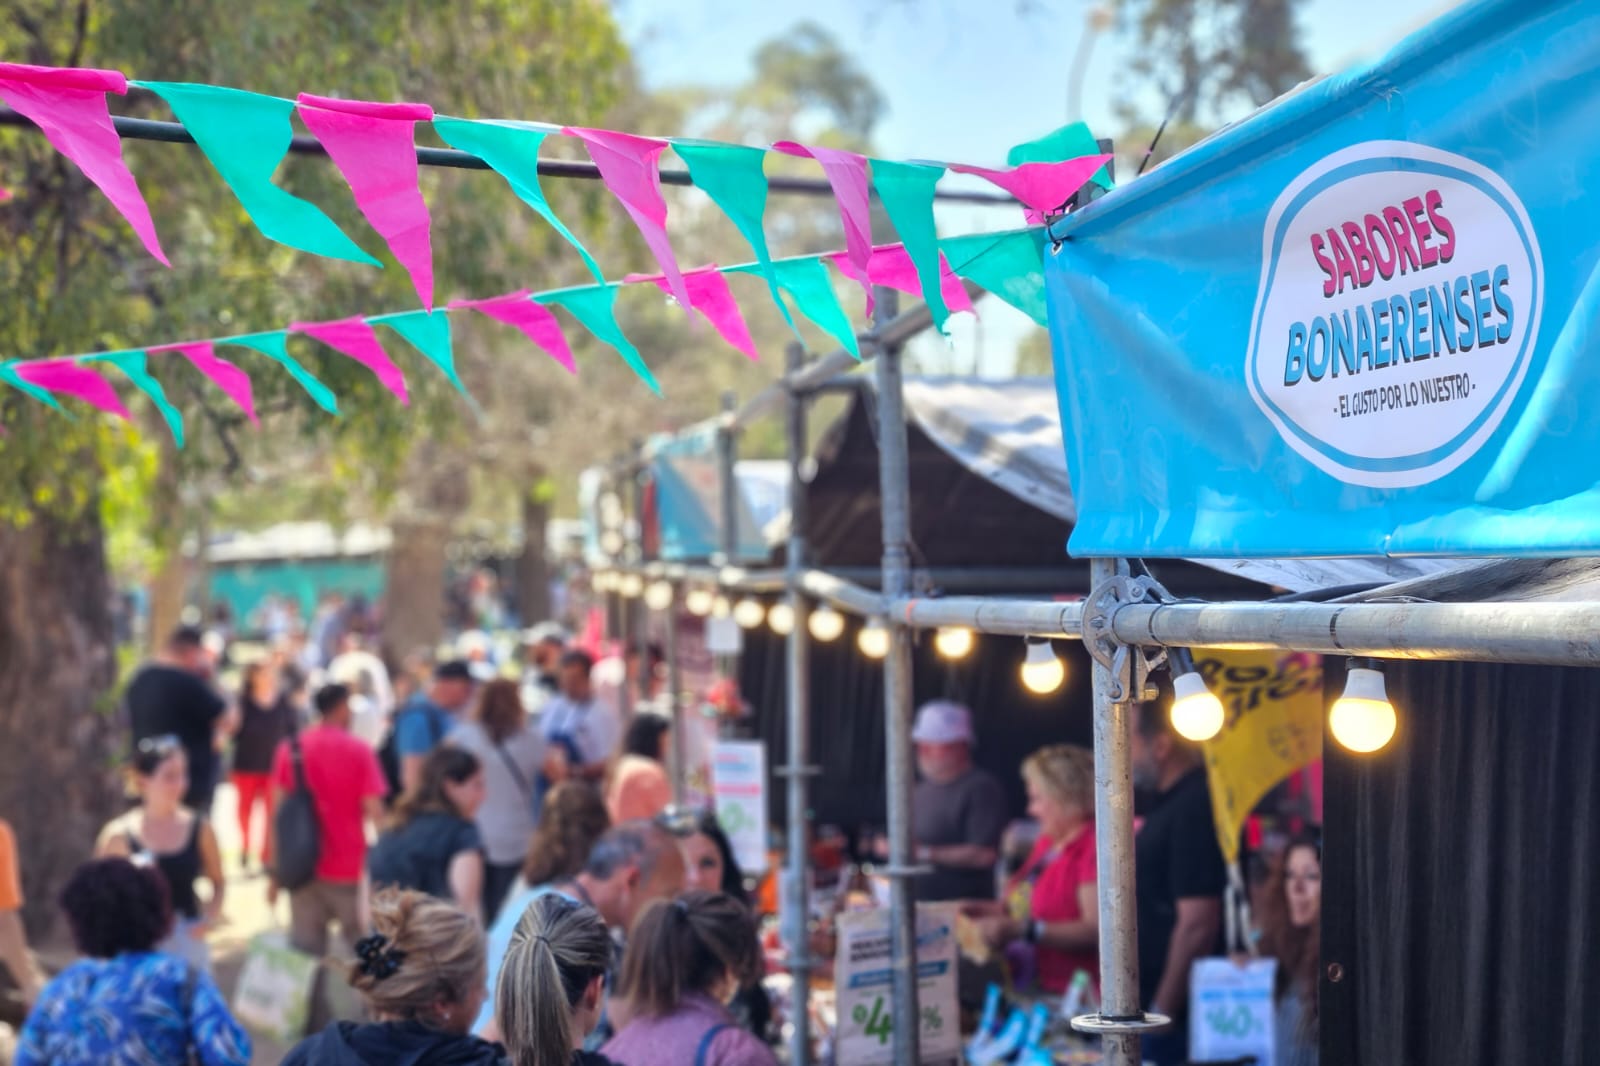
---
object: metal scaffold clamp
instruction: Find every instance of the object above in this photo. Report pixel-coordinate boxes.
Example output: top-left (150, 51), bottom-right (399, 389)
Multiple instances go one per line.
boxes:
top-left (1081, 560), bottom-right (1168, 703)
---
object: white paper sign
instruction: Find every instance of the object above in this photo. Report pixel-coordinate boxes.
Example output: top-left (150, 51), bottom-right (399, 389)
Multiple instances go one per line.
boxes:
top-left (833, 904), bottom-right (962, 1066)
top-left (1189, 956), bottom-right (1277, 1066)
top-left (705, 615), bottom-right (743, 654)
top-left (711, 739), bottom-right (768, 874)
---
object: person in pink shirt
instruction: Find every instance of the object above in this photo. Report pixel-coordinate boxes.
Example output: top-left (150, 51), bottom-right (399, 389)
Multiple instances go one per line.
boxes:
top-left (605, 714), bottom-right (673, 825)
top-left (268, 683), bottom-right (387, 1031)
top-left (602, 892), bottom-right (776, 1066)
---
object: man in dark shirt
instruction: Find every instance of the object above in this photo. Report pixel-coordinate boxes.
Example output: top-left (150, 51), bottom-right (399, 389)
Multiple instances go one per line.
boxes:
top-left (1131, 699), bottom-right (1227, 1066)
top-left (125, 625), bottom-right (229, 813)
top-left (908, 701), bottom-right (1010, 902)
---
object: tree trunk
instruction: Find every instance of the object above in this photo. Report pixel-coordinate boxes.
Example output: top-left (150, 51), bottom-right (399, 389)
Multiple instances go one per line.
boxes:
top-left (380, 517), bottom-right (453, 665)
top-left (0, 509), bottom-right (121, 938)
top-left (145, 430), bottom-right (189, 652)
top-left (517, 491), bottom-right (551, 626)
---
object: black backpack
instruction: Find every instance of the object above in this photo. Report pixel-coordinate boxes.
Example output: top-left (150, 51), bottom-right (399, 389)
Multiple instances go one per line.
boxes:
top-left (272, 733), bottom-right (320, 891)
top-left (378, 703), bottom-right (445, 803)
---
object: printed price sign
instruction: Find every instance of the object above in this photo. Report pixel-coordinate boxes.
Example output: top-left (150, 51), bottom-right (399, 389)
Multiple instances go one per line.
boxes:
top-left (834, 904), bottom-right (961, 1066)
top-left (710, 740), bottom-right (768, 874)
top-left (1189, 956), bottom-right (1277, 1066)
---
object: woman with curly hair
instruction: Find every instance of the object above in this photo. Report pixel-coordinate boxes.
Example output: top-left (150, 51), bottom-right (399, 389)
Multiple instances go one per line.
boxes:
top-left (1256, 830), bottom-right (1321, 1066)
top-left (17, 857), bottom-right (250, 1066)
top-left (281, 888), bottom-right (502, 1065)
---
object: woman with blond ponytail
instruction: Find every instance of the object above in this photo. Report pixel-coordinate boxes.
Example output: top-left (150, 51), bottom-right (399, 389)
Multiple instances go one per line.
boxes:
top-left (494, 893), bottom-right (616, 1066)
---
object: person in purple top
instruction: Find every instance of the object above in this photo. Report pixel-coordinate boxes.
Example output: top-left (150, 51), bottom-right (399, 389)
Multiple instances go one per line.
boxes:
top-left (602, 892), bottom-right (777, 1066)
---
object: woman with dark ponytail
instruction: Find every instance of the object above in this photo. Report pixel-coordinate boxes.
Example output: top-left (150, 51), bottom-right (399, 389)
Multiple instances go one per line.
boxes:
top-left (494, 893), bottom-right (616, 1066)
top-left (601, 892), bottom-right (777, 1066)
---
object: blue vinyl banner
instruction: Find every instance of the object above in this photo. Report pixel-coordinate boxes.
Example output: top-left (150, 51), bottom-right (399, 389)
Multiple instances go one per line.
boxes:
top-left (1045, 0), bottom-right (1600, 558)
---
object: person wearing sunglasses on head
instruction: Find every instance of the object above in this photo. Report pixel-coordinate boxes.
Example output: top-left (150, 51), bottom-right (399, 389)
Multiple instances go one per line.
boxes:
top-left (96, 735), bottom-right (225, 971)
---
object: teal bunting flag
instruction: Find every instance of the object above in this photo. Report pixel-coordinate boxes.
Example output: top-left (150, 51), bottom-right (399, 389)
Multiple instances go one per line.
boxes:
top-left (0, 360), bottom-right (61, 410)
top-left (135, 81), bottom-right (380, 266)
top-left (534, 286), bottom-right (660, 395)
top-left (370, 309), bottom-right (465, 394)
top-left (940, 229), bottom-right (1049, 326)
top-left (729, 257), bottom-right (859, 359)
top-left (1007, 122), bottom-right (1113, 191)
top-left (82, 350), bottom-right (185, 444)
top-left (433, 117), bottom-right (605, 283)
top-left (870, 160), bottom-right (951, 333)
top-left (225, 331), bottom-right (339, 414)
top-left (670, 140), bottom-right (796, 335)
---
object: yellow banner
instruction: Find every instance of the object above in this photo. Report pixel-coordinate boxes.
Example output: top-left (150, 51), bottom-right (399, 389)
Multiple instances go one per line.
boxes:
top-left (1196, 650), bottom-right (1323, 863)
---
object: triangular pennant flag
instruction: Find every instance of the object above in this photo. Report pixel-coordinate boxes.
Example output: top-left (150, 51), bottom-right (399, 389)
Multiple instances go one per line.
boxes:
top-left (136, 82), bottom-right (379, 266)
top-left (626, 267), bottom-right (758, 361)
top-left (671, 140), bottom-right (794, 334)
top-left (729, 258), bottom-right (858, 360)
top-left (149, 341), bottom-right (257, 424)
top-left (940, 230), bottom-right (1049, 326)
top-left (563, 127), bottom-right (691, 316)
top-left (1006, 122), bottom-right (1112, 190)
top-left (0, 64), bottom-right (167, 265)
top-left (828, 245), bottom-right (975, 318)
top-left (0, 360), bottom-right (62, 409)
top-left (773, 141), bottom-right (874, 315)
top-left (80, 350), bottom-right (184, 442)
top-left (9, 359), bottom-right (129, 419)
top-left (226, 331), bottom-right (338, 414)
top-left (432, 118), bottom-right (604, 283)
top-left (290, 316), bottom-right (409, 404)
top-left (448, 293), bottom-right (575, 374)
top-left (871, 159), bottom-right (951, 332)
top-left (535, 286), bottom-right (659, 395)
top-left (947, 154), bottom-right (1112, 217)
top-left (296, 94), bottom-right (435, 306)
top-left (370, 309), bottom-right (464, 393)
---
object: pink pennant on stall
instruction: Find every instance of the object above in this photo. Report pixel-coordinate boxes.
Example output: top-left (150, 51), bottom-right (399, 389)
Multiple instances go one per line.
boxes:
top-left (0, 188), bottom-right (10, 202)
top-left (562, 127), bottom-right (691, 315)
top-left (448, 293), bottom-right (576, 374)
top-left (0, 64), bottom-right (167, 264)
top-left (151, 341), bottom-right (257, 424)
top-left (296, 94), bottom-right (435, 307)
top-left (827, 244), bottom-right (975, 317)
top-left (13, 359), bottom-right (130, 419)
top-left (624, 267), bottom-right (758, 361)
top-left (774, 141), bottom-right (875, 314)
top-left (290, 316), bottom-right (409, 404)
top-left (947, 154), bottom-right (1113, 220)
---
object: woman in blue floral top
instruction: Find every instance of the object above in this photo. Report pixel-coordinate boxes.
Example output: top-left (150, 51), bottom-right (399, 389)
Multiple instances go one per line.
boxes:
top-left (17, 857), bottom-right (250, 1066)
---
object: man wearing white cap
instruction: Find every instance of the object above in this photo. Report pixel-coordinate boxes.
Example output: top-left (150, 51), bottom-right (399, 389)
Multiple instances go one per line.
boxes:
top-left (909, 700), bottom-right (1010, 902)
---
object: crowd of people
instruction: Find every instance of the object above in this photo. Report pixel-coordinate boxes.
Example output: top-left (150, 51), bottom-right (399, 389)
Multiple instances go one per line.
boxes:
top-left (0, 611), bottom-right (1322, 1065)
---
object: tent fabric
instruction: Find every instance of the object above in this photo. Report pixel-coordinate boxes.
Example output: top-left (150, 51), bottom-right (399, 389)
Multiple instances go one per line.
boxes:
top-left (1323, 659), bottom-right (1600, 1066)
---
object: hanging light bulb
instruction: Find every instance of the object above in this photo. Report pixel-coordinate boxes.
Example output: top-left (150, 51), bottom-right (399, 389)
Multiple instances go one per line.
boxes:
top-left (809, 605), bottom-right (846, 643)
top-left (934, 626), bottom-right (975, 660)
top-left (1168, 647), bottom-right (1225, 742)
top-left (685, 588), bottom-right (714, 616)
top-left (618, 573), bottom-right (644, 598)
top-left (599, 530), bottom-right (625, 556)
top-left (768, 602), bottom-right (796, 635)
top-left (644, 581), bottom-right (674, 611)
top-left (857, 619), bottom-right (890, 659)
top-left (733, 598), bottom-right (766, 629)
top-left (1330, 658), bottom-right (1397, 753)
top-left (1020, 638), bottom-right (1065, 694)
top-left (711, 594), bottom-right (732, 618)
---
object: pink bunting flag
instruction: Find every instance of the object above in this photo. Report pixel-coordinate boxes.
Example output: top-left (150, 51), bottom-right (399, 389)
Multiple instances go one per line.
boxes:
top-left (290, 316), bottom-right (409, 404)
top-left (448, 293), bottom-right (576, 374)
top-left (774, 141), bottom-right (875, 314)
top-left (827, 245), bottom-right (975, 317)
top-left (624, 267), bottom-right (758, 361)
top-left (13, 359), bottom-right (130, 419)
top-left (151, 341), bottom-right (257, 424)
top-left (0, 188), bottom-right (10, 202)
top-left (297, 94), bottom-right (435, 307)
top-left (0, 63), bottom-right (167, 265)
top-left (947, 154), bottom-right (1113, 219)
top-left (563, 127), bottom-right (692, 315)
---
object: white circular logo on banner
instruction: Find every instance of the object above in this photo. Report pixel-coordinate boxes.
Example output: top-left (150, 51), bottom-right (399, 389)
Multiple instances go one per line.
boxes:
top-left (1245, 141), bottom-right (1543, 487)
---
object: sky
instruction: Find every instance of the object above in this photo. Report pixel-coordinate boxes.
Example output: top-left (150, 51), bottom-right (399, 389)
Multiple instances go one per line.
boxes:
top-left (613, 0), bottom-right (1460, 375)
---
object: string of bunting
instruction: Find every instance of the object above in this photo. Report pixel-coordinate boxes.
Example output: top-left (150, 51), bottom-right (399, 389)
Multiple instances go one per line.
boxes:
top-left (0, 228), bottom-right (1052, 445)
top-left (0, 62), bottom-right (1111, 334)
